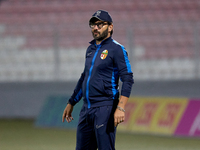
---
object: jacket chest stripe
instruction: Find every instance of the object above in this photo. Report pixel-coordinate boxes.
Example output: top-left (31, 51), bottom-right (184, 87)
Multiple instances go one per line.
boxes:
top-left (86, 45), bottom-right (101, 108)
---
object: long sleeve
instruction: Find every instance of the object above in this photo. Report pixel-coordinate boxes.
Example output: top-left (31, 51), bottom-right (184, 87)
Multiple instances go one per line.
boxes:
top-left (114, 45), bottom-right (134, 98)
top-left (68, 70), bottom-right (85, 106)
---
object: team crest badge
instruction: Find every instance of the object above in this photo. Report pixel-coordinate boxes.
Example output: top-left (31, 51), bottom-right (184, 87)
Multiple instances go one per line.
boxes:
top-left (100, 50), bottom-right (108, 60)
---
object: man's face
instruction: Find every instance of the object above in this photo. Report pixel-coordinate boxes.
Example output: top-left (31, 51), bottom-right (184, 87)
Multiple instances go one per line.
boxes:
top-left (91, 21), bottom-right (109, 41)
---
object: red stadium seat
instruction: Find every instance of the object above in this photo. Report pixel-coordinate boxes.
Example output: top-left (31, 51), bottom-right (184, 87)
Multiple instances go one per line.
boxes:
top-left (0, 0), bottom-right (199, 59)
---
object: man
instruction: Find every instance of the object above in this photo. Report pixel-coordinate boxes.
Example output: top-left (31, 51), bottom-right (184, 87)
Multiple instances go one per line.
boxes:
top-left (62, 10), bottom-right (134, 150)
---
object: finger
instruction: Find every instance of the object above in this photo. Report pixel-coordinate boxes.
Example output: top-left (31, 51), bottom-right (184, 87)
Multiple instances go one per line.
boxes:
top-left (67, 117), bottom-right (72, 122)
top-left (62, 113), bottom-right (66, 122)
top-left (65, 116), bottom-right (70, 123)
top-left (117, 118), bottom-right (120, 125)
top-left (114, 118), bottom-right (118, 127)
top-left (66, 116), bottom-right (73, 123)
top-left (116, 118), bottom-right (121, 126)
top-left (118, 118), bottom-right (124, 124)
top-left (120, 118), bottom-right (124, 123)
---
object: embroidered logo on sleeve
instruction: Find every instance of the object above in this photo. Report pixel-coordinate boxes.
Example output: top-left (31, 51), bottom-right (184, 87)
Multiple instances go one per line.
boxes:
top-left (100, 50), bottom-right (108, 60)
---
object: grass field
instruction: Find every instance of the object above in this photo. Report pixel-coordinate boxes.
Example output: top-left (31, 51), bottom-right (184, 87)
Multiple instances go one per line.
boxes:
top-left (0, 119), bottom-right (200, 150)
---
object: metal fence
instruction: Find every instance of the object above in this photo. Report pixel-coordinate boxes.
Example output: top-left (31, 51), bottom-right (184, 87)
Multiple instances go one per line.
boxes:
top-left (0, 21), bottom-right (200, 82)
top-left (127, 21), bottom-right (200, 80)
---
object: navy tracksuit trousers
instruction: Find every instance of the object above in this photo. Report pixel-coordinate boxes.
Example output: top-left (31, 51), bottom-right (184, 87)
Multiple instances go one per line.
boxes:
top-left (76, 105), bottom-right (116, 150)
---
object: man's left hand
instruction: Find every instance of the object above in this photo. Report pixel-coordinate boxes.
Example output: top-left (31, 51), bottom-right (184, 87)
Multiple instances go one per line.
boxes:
top-left (114, 108), bottom-right (125, 127)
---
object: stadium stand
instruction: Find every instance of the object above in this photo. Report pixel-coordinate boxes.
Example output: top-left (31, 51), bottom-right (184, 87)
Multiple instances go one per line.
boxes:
top-left (0, 0), bottom-right (199, 81)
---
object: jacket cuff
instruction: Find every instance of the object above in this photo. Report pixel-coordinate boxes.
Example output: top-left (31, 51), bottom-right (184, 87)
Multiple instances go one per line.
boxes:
top-left (68, 98), bottom-right (77, 106)
top-left (121, 91), bottom-right (131, 98)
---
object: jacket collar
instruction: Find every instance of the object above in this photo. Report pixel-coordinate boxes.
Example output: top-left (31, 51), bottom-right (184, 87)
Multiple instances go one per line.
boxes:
top-left (89, 36), bottom-right (112, 46)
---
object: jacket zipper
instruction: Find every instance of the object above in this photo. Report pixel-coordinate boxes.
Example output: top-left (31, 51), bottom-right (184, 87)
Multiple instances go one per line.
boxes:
top-left (86, 45), bottom-right (101, 108)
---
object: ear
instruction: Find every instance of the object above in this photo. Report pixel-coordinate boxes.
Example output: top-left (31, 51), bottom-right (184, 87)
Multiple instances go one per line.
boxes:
top-left (108, 24), bottom-right (113, 33)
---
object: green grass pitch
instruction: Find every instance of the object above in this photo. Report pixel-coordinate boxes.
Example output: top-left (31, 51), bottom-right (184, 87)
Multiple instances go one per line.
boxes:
top-left (0, 119), bottom-right (200, 150)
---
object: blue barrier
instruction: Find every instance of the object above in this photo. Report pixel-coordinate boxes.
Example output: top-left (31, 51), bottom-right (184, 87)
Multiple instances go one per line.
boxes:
top-left (35, 95), bottom-right (83, 128)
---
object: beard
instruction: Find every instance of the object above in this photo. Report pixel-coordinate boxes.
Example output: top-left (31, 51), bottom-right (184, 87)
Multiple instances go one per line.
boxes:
top-left (92, 27), bottom-right (109, 41)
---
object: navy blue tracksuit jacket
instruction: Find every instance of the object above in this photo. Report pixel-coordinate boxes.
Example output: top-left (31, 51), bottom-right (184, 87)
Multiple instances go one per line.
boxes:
top-left (68, 37), bottom-right (134, 108)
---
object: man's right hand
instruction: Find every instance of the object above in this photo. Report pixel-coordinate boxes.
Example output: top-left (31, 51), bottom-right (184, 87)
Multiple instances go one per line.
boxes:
top-left (62, 103), bottom-right (74, 123)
